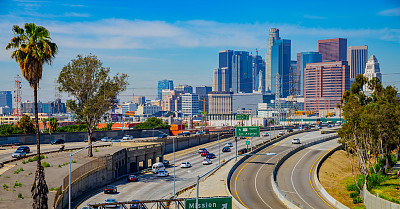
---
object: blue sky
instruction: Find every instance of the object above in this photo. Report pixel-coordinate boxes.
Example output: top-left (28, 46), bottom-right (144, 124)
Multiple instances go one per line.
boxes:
top-left (0, 0), bottom-right (399, 102)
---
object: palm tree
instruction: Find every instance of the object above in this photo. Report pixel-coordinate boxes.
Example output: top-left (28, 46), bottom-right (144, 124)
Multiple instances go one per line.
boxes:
top-left (6, 23), bottom-right (57, 209)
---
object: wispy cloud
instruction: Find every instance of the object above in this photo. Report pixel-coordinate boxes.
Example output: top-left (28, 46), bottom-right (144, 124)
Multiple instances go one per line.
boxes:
top-left (63, 12), bottom-right (90, 18)
top-left (378, 7), bottom-right (400, 16)
top-left (303, 15), bottom-right (326, 19)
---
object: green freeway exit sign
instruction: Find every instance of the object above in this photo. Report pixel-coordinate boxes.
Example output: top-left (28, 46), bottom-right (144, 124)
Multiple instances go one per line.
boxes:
top-left (235, 126), bottom-right (260, 137)
top-left (185, 197), bottom-right (232, 209)
top-left (236, 114), bottom-right (249, 120)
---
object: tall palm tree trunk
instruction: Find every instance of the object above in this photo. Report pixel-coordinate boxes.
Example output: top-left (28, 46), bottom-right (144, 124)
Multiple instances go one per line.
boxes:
top-left (31, 83), bottom-right (48, 209)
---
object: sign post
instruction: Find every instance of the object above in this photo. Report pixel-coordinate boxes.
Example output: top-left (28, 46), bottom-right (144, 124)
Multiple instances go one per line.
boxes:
top-left (185, 197), bottom-right (232, 209)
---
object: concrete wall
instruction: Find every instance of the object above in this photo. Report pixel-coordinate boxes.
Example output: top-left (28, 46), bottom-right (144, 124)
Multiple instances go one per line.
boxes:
top-left (362, 185), bottom-right (400, 209)
top-left (0, 128), bottom-right (170, 145)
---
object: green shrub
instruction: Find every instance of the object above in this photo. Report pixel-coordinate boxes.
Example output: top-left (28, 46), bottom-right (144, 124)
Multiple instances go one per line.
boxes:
top-left (350, 192), bottom-right (359, 198)
top-left (3, 184), bottom-right (9, 190)
top-left (17, 193), bottom-right (24, 199)
top-left (352, 196), bottom-right (362, 204)
top-left (22, 160), bottom-right (26, 164)
top-left (28, 172), bottom-right (32, 175)
top-left (41, 162), bottom-right (50, 168)
top-left (13, 168), bottom-right (24, 174)
top-left (13, 182), bottom-right (22, 188)
top-left (72, 160), bottom-right (77, 163)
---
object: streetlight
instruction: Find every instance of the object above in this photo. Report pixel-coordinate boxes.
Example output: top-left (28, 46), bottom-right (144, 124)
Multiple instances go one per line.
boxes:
top-left (69, 141), bottom-right (100, 209)
top-left (143, 129), bottom-right (175, 200)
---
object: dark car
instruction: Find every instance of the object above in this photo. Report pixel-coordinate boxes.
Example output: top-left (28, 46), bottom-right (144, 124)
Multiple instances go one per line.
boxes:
top-left (222, 147), bottom-right (231, 152)
top-left (198, 148), bottom-right (207, 153)
top-left (127, 174), bottom-right (138, 182)
top-left (162, 159), bottom-right (169, 166)
top-left (104, 185), bottom-right (117, 194)
top-left (17, 146), bottom-right (30, 153)
top-left (206, 153), bottom-right (216, 159)
top-left (84, 137), bottom-right (97, 142)
top-left (182, 132), bottom-right (190, 136)
top-left (200, 151), bottom-right (209, 156)
top-left (287, 128), bottom-right (293, 133)
top-left (130, 200), bottom-right (142, 209)
top-left (51, 139), bottom-right (64, 145)
top-left (157, 134), bottom-right (168, 139)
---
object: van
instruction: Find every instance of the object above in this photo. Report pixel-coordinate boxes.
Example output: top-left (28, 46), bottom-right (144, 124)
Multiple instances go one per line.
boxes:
top-left (152, 162), bottom-right (165, 174)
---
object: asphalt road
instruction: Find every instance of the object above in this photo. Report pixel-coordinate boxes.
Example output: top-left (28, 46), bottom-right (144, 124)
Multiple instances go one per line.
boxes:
top-left (78, 130), bottom-right (280, 208)
top-left (229, 129), bottom-right (337, 209)
top-left (276, 139), bottom-right (340, 209)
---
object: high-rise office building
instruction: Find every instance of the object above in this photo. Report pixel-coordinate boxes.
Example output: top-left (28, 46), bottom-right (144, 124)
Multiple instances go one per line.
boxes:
top-left (252, 55), bottom-right (265, 92)
top-left (175, 84), bottom-right (193, 94)
top-left (182, 93), bottom-right (199, 117)
top-left (219, 50), bottom-right (233, 90)
top-left (232, 51), bottom-right (253, 93)
top-left (318, 38), bottom-right (347, 61)
top-left (296, 52), bottom-right (322, 96)
top-left (208, 91), bottom-right (233, 114)
top-left (157, 80), bottom-right (174, 100)
top-left (349, 46), bottom-right (368, 82)
top-left (132, 96), bottom-right (146, 104)
top-left (265, 28), bottom-right (281, 93)
top-left (0, 91), bottom-right (12, 108)
top-left (212, 68), bottom-right (222, 92)
top-left (196, 86), bottom-right (212, 113)
top-left (304, 61), bottom-right (350, 112)
top-left (363, 55), bottom-right (382, 95)
top-left (271, 39), bottom-right (291, 98)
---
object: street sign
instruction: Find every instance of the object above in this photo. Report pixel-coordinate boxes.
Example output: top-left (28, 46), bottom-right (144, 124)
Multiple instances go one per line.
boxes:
top-left (185, 197), bottom-right (232, 209)
top-left (245, 141), bottom-right (250, 145)
top-left (236, 114), bottom-right (249, 120)
top-left (235, 126), bottom-right (260, 137)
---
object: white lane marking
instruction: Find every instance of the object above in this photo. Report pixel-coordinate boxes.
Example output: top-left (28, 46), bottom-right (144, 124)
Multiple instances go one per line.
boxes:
top-left (290, 142), bottom-right (327, 209)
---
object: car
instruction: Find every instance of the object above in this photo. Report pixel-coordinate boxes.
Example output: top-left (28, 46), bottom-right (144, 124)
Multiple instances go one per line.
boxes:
top-left (127, 174), bottom-right (138, 182)
top-left (200, 151), bottom-right (209, 156)
top-left (112, 139), bottom-right (121, 142)
top-left (12, 150), bottom-right (26, 158)
top-left (225, 142), bottom-right (233, 147)
top-left (104, 198), bottom-right (117, 208)
top-left (278, 131), bottom-right (285, 136)
top-left (182, 132), bottom-right (190, 136)
top-left (101, 137), bottom-right (113, 142)
top-left (222, 147), bottom-right (231, 152)
top-left (122, 135), bottom-right (133, 140)
top-left (157, 170), bottom-right (169, 177)
top-left (104, 185), bottom-right (117, 194)
top-left (51, 139), bottom-right (64, 145)
top-left (287, 128), bottom-right (293, 133)
top-left (206, 153), bottom-right (216, 159)
top-left (198, 148), bottom-right (207, 153)
top-left (292, 138), bottom-right (301, 144)
top-left (162, 159), bottom-right (169, 166)
top-left (261, 132), bottom-right (269, 137)
top-left (16, 146), bottom-right (30, 153)
top-left (130, 200), bottom-right (142, 209)
top-left (196, 131), bottom-right (204, 135)
top-left (157, 134), bottom-right (168, 139)
top-left (327, 124), bottom-right (332, 128)
top-left (202, 158), bottom-right (212, 165)
top-left (84, 137), bottom-right (97, 142)
top-left (180, 162), bottom-right (191, 168)
top-left (318, 126), bottom-right (322, 129)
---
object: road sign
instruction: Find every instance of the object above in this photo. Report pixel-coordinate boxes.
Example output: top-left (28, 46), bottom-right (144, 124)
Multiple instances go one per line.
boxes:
top-left (236, 114), bottom-right (249, 120)
top-left (245, 141), bottom-right (250, 145)
top-left (235, 126), bottom-right (260, 137)
top-left (185, 197), bottom-right (232, 209)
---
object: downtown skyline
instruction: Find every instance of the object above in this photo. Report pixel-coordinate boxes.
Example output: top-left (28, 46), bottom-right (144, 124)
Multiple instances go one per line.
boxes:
top-left (0, 0), bottom-right (399, 103)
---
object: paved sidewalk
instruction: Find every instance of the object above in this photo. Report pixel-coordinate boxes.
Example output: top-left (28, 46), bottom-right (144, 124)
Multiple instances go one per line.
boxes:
top-left (175, 157), bottom-right (242, 209)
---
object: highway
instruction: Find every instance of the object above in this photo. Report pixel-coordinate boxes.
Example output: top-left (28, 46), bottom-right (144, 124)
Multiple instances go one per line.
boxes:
top-left (78, 130), bottom-right (280, 208)
top-left (276, 138), bottom-right (340, 209)
top-left (229, 129), bottom-right (337, 209)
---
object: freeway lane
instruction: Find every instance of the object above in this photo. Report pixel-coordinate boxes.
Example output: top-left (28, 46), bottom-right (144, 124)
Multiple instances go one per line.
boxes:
top-left (79, 130), bottom-right (279, 208)
top-left (276, 139), bottom-right (340, 209)
top-left (230, 129), bottom-right (337, 209)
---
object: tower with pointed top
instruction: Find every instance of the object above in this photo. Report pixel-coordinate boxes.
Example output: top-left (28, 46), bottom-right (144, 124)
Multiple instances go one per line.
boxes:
top-left (363, 55), bottom-right (382, 95)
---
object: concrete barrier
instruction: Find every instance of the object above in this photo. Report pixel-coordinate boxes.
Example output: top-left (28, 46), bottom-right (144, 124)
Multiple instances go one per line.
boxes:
top-left (270, 134), bottom-right (339, 209)
top-left (313, 145), bottom-right (350, 209)
top-left (362, 184), bottom-right (400, 209)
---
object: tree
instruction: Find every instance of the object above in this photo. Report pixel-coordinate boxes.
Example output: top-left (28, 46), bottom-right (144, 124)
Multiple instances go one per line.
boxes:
top-left (42, 117), bottom-right (58, 133)
top-left (133, 117), bottom-right (170, 129)
top-left (57, 54), bottom-right (128, 157)
top-left (6, 23), bottom-right (57, 209)
top-left (17, 114), bottom-right (35, 134)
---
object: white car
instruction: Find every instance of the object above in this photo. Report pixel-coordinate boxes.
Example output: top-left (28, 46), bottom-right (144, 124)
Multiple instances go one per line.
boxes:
top-left (122, 135), bottom-right (133, 140)
top-left (157, 170), bottom-right (169, 177)
top-left (292, 138), bottom-right (301, 144)
top-left (225, 142), bottom-right (233, 147)
top-left (101, 137), bottom-right (113, 142)
top-left (261, 132), bottom-right (269, 136)
top-left (202, 159), bottom-right (212, 165)
top-left (278, 130), bottom-right (285, 136)
top-left (104, 198), bottom-right (117, 208)
top-left (180, 162), bottom-right (191, 168)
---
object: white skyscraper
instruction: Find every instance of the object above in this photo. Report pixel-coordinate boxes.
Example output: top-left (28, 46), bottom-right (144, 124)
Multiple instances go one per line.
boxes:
top-left (265, 28), bottom-right (280, 93)
top-left (363, 55), bottom-right (382, 95)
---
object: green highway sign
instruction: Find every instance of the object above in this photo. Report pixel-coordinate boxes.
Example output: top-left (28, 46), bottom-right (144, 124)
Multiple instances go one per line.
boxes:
top-left (185, 197), bottom-right (232, 209)
top-left (245, 141), bottom-right (250, 145)
top-left (235, 126), bottom-right (260, 137)
top-left (236, 114), bottom-right (249, 120)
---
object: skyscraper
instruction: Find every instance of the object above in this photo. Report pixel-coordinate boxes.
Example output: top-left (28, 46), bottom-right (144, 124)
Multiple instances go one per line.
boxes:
top-left (252, 55), bottom-right (265, 92)
top-left (182, 93), bottom-right (199, 117)
top-left (0, 91), bottom-right (12, 108)
top-left (232, 51), bottom-right (253, 93)
top-left (349, 46), bottom-right (368, 82)
top-left (265, 28), bottom-right (281, 93)
top-left (318, 38), bottom-right (347, 61)
top-left (296, 52), bottom-right (322, 96)
top-left (212, 68), bottom-right (222, 92)
top-left (175, 84), bottom-right (193, 94)
top-left (219, 50), bottom-right (233, 90)
top-left (196, 86), bottom-right (212, 113)
top-left (271, 39), bottom-right (291, 98)
top-left (363, 55), bottom-right (382, 95)
top-left (157, 80), bottom-right (174, 100)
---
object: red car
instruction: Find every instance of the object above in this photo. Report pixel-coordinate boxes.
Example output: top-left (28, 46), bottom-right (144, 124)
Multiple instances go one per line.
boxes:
top-left (127, 174), bottom-right (138, 182)
top-left (200, 151), bottom-right (209, 156)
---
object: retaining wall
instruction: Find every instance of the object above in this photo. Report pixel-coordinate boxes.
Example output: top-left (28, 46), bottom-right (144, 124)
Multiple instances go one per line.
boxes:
top-left (362, 185), bottom-right (400, 209)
